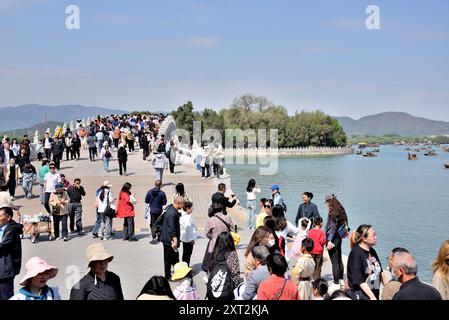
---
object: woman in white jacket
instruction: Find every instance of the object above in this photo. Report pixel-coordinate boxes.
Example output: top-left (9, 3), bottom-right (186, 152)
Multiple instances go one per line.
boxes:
top-left (179, 201), bottom-right (197, 266)
top-left (97, 181), bottom-right (115, 241)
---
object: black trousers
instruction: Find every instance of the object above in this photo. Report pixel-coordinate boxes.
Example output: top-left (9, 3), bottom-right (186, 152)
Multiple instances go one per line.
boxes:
top-left (66, 147), bottom-right (73, 160)
top-left (44, 149), bottom-right (52, 160)
top-left (169, 158), bottom-right (175, 173)
top-left (142, 148), bottom-right (149, 160)
top-left (328, 235), bottom-right (344, 284)
top-left (163, 244), bottom-right (179, 279)
top-left (53, 154), bottom-right (61, 170)
top-left (150, 212), bottom-right (161, 240)
top-left (127, 139), bottom-right (134, 152)
top-left (89, 147), bottom-right (96, 161)
top-left (44, 192), bottom-right (52, 213)
top-left (73, 147), bottom-right (80, 159)
top-left (113, 138), bottom-right (119, 149)
top-left (182, 241), bottom-right (194, 266)
top-left (38, 152), bottom-right (43, 161)
top-left (123, 217), bottom-right (135, 238)
top-left (8, 180), bottom-right (16, 197)
top-left (53, 214), bottom-right (69, 239)
top-left (0, 277), bottom-right (14, 300)
top-left (119, 161), bottom-right (127, 175)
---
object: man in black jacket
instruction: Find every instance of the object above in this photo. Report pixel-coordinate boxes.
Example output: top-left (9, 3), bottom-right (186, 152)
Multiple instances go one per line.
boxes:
top-left (211, 183), bottom-right (236, 215)
top-left (160, 196), bottom-right (184, 280)
top-left (52, 138), bottom-right (65, 170)
top-left (67, 178), bottom-right (86, 235)
top-left (145, 180), bottom-right (167, 244)
top-left (0, 206), bottom-right (23, 300)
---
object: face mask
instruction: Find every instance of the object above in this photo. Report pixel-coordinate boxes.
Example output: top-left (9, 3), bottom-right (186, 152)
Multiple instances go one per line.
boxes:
top-left (267, 239), bottom-right (276, 248)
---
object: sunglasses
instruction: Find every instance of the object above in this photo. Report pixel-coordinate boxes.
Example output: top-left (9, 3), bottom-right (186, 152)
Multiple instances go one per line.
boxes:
top-left (264, 205), bottom-right (272, 209)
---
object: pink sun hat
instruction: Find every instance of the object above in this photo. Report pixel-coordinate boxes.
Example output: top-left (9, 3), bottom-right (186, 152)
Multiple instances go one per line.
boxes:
top-left (19, 257), bottom-right (58, 286)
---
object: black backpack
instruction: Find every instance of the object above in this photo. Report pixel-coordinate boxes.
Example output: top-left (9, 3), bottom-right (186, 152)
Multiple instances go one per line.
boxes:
top-left (206, 258), bottom-right (234, 300)
top-left (104, 150), bottom-right (112, 158)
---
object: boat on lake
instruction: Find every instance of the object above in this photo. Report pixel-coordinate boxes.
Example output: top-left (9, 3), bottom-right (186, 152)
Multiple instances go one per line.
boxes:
top-left (408, 153), bottom-right (418, 160)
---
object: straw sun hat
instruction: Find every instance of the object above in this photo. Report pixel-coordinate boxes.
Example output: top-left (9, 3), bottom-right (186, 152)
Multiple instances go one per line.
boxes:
top-left (171, 262), bottom-right (193, 281)
top-left (86, 243), bottom-right (113, 267)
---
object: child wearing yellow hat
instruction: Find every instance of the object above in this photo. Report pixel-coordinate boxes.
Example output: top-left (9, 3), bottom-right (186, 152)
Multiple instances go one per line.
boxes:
top-left (172, 262), bottom-right (199, 300)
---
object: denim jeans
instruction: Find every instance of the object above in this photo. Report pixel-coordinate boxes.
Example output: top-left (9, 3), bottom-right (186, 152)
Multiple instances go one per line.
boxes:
top-left (91, 210), bottom-right (101, 236)
top-left (247, 199), bottom-right (257, 229)
top-left (103, 158), bottom-right (110, 172)
top-left (40, 184), bottom-right (45, 205)
top-left (22, 179), bottom-right (34, 199)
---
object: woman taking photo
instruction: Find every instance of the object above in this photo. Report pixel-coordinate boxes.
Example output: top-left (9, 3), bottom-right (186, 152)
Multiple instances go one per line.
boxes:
top-left (246, 179), bottom-right (261, 230)
top-left (347, 224), bottom-right (387, 300)
top-left (324, 194), bottom-right (348, 286)
top-left (116, 182), bottom-right (138, 242)
top-left (432, 240), bottom-right (449, 300)
top-left (97, 180), bottom-right (115, 241)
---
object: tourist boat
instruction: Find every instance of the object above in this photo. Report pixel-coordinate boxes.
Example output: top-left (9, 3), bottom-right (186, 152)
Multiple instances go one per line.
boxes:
top-left (408, 153), bottom-right (418, 160)
top-left (373, 148), bottom-right (380, 153)
top-left (424, 151), bottom-right (438, 156)
top-left (444, 164), bottom-right (449, 169)
top-left (356, 150), bottom-right (363, 155)
top-left (363, 152), bottom-right (377, 157)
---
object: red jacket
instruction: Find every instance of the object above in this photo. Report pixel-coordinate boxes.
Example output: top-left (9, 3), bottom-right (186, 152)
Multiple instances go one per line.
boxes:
top-left (116, 192), bottom-right (135, 218)
top-left (308, 228), bottom-right (326, 255)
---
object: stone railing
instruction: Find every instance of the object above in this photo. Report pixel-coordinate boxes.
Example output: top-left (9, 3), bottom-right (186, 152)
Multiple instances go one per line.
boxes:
top-left (224, 146), bottom-right (354, 157)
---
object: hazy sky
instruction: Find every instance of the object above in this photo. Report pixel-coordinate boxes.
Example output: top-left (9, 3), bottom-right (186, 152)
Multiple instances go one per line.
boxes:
top-left (0, 0), bottom-right (448, 120)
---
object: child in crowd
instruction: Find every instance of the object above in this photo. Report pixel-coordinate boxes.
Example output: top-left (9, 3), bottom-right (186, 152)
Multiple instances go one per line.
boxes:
top-left (172, 262), bottom-right (199, 300)
top-left (307, 216), bottom-right (327, 280)
top-left (292, 238), bottom-right (316, 300)
top-left (312, 278), bottom-right (329, 300)
top-left (290, 218), bottom-right (311, 260)
top-left (180, 201), bottom-right (197, 266)
top-left (36, 139), bottom-right (44, 161)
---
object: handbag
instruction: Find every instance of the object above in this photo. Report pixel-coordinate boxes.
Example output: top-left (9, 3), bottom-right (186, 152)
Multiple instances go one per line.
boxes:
top-left (215, 215), bottom-right (241, 246)
top-left (338, 223), bottom-right (350, 238)
top-left (104, 191), bottom-right (116, 218)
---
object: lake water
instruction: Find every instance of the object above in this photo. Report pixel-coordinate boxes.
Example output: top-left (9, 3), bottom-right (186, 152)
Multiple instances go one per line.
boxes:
top-left (227, 145), bottom-right (449, 282)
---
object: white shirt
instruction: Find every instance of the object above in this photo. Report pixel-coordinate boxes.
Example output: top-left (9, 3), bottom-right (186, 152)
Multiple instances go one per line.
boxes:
top-left (180, 211), bottom-right (197, 243)
top-left (95, 132), bottom-right (104, 141)
top-left (246, 188), bottom-right (261, 201)
top-left (44, 138), bottom-right (52, 149)
top-left (97, 190), bottom-right (115, 213)
top-left (44, 172), bottom-right (61, 193)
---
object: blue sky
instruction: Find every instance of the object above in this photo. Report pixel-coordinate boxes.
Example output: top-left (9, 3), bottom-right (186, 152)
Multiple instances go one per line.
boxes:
top-left (0, 0), bottom-right (448, 120)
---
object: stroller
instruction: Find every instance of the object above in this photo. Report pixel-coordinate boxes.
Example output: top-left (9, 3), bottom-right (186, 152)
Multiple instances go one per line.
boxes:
top-left (18, 211), bottom-right (54, 243)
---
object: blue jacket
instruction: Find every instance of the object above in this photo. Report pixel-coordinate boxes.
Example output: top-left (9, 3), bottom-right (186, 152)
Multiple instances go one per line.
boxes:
top-left (145, 187), bottom-right (167, 214)
top-left (0, 220), bottom-right (23, 279)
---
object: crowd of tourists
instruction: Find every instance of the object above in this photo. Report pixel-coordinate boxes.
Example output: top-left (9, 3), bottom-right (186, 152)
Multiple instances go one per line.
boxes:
top-left (0, 113), bottom-right (448, 301)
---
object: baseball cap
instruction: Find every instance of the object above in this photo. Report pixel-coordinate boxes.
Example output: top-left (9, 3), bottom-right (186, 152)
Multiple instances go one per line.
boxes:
top-left (271, 185), bottom-right (280, 190)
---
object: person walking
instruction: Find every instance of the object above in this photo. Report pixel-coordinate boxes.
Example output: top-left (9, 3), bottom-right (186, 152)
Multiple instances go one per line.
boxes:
top-left (170, 183), bottom-right (192, 204)
top-left (38, 159), bottom-right (50, 206)
top-left (71, 133), bottom-right (81, 160)
top-left (160, 196), bottom-right (184, 280)
top-left (43, 162), bottom-right (60, 214)
top-left (87, 133), bottom-right (97, 162)
top-left (113, 127), bottom-right (120, 149)
top-left (43, 132), bottom-right (53, 160)
top-left (52, 138), bottom-right (64, 170)
top-left (97, 181), bottom-right (115, 241)
top-left (179, 201), bottom-right (196, 266)
top-left (167, 141), bottom-right (177, 174)
top-left (432, 240), bottom-right (449, 300)
top-left (246, 179), bottom-right (261, 230)
top-left (70, 243), bottom-right (124, 300)
top-left (324, 193), bottom-right (348, 286)
top-left (117, 144), bottom-right (128, 176)
top-left (295, 192), bottom-right (320, 227)
top-left (116, 182), bottom-right (138, 242)
top-left (64, 133), bottom-right (73, 161)
top-left (145, 180), bottom-right (167, 244)
top-left (100, 142), bottom-right (113, 173)
top-left (5, 158), bottom-right (20, 200)
top-left (67, 178), bottom-right (86, 235)
top-left (49, 183), bottom-right (70, 241)
top-left (271, 185), bottom-right (287, 212)
top-left (21, 160), bottom-right (37, 199)
top-left (152, 145), bottom-right (169, 184)
top-left (0, 206), bottom-right (23, 300)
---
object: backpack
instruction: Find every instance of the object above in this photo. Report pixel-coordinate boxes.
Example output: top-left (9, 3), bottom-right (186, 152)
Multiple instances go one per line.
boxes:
top-left (206, 257), bottom-right (234, 300)
top-left (104, 150), bottom-right (112, 158)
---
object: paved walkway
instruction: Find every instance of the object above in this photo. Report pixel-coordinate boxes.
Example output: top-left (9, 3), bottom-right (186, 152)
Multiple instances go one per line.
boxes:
top-left (12, 147), bottom-right (341, 300)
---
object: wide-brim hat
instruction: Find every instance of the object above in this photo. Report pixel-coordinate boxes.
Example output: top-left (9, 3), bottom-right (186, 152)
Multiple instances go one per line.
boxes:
top-left (19, 257), bottom-right (58, 285)
top-left (86, 243), bottom-right (113, 267)
top-left (102, 180), bottom-right (112, 188)
top-left (171, 262), bottom-right (193, 281)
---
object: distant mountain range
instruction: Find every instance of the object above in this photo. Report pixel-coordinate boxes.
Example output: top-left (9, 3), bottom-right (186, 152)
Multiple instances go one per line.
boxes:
top-left (1, 121), bottom-right (63, 138)
top-left (0, 104), bottom-right (127, 132)
top-left (334, 112), bottom-right (449, 136)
